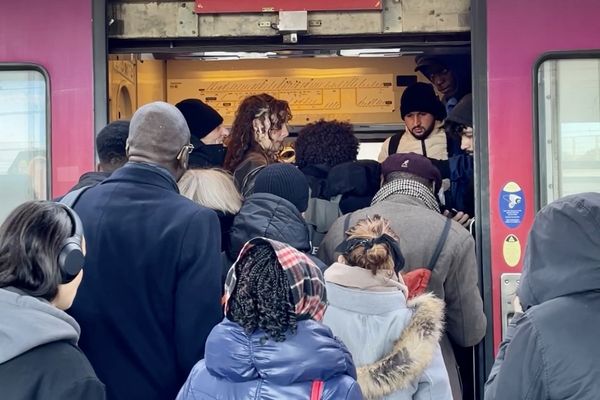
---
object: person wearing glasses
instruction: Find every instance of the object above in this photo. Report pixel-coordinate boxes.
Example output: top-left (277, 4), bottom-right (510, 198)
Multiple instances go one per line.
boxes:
top-left (67, 102), bottom-right (223, 400)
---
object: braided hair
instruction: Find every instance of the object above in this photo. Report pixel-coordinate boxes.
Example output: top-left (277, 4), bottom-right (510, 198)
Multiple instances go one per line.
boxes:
top-left (228, 243), bottom-right (297, 342)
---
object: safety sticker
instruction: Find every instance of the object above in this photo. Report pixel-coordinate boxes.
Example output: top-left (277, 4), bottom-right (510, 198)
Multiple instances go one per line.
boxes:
top-left (499, 182), bottom-right (525, 228)
top-left (502, 234), bottom-right (521, 267)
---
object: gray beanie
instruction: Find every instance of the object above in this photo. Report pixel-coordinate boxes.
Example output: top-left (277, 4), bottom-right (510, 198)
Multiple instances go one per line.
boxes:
top-left (127, 102), bottom-right (191, 163)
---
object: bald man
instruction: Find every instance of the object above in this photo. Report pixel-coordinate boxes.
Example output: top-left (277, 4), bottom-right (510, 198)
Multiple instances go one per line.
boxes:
top-left (69, 102), bottom-right (223, 400)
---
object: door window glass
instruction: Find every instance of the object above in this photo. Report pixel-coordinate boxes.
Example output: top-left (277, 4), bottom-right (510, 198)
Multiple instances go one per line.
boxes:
top-left (538, 58), bottom-right (600, 204)
top-left (0, 69), bottom-right (48, 222)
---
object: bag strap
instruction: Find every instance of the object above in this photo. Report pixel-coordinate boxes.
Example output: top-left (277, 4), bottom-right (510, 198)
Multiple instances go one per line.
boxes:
top-left (59, 185), bottom-right (93, 208)
top-left (342, 212), bottom-right (353, 237)
top-left (387, 132), bottom-right (403, 156)
top-left (310, 380), bottom-right (324, 400)
top-left (427, 217), bottom-right (452, 270)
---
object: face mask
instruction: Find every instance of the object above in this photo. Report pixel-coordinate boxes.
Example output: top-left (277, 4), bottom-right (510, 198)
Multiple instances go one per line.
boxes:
top-left (189, 143), bottom-right (227, 168)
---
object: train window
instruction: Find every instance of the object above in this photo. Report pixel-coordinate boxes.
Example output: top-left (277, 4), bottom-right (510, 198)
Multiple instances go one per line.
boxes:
top-left (0, 68), bottom-right (49, 222)
top-left (537, 57), bottom-right (600, 205)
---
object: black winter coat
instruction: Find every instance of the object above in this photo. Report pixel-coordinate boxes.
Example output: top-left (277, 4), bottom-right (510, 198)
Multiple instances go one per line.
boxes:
top-left (68, 162), bottom-right (223, 400)
top-left (227, 193), bottom-right (325, 269)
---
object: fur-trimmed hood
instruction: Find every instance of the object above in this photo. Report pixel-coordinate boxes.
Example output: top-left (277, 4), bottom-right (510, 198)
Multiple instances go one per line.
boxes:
top-left (356, 293), bottom-right (445, 399)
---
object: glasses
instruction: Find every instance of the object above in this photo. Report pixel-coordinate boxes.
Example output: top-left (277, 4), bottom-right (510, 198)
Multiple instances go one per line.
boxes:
top-left (176, 143), bottom-right (194, 160)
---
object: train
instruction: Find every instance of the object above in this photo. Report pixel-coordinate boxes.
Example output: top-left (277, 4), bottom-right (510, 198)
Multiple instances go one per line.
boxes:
top-left (1, 0), bottom-right (600, 398)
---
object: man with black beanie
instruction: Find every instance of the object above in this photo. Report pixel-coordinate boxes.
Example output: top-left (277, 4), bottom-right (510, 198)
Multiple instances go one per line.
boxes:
top-left (176, 98), bottom-right (229, 168)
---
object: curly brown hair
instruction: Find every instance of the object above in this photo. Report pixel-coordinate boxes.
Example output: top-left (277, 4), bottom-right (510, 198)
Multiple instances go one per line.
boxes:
top-left (224, 93), bottom-right (292, 172)
top-left (294, 119), bottom-right (359, 169)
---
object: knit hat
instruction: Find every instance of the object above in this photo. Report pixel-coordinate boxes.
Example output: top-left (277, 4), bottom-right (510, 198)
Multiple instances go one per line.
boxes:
top-left (400, 82), bottom-right (446, 121)
top-left (225, 237), bottom-right (327, 321)
top-left (253, 163), bottom-right (309, 212)
top-left (127, 102), bottom-right (190, 163)
top-left (446, 93), bottom-right (473, 127)
top-left (175, 98), bottom-right (224, 140)
top-left (381, 152), bottom-right (442, 193)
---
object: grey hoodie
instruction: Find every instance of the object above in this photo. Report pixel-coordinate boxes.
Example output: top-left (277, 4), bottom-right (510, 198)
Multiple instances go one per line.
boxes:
top-left (0, 287), bottom-right (80, 364)
top-left (485, 193), bottom-right (600, 400)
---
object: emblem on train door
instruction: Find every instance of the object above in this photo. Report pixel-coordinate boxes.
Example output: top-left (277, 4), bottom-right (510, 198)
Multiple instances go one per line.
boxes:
top-left (502, 234), bottom-right (521, 267)
top-left (499, 181), bottom-right (525, 228)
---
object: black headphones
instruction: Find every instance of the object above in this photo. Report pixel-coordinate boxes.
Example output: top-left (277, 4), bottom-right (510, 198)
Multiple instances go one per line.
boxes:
top-left (55, 203), bottom-right (85, 283)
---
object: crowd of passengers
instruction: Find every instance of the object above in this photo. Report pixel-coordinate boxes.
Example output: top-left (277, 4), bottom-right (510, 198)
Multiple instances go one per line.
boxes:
top-left (1, 55), bottom-right (599, 400)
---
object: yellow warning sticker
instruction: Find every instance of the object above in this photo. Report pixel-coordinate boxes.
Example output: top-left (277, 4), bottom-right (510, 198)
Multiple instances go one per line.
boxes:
top-left (502, 234), bottom-right (521, 267)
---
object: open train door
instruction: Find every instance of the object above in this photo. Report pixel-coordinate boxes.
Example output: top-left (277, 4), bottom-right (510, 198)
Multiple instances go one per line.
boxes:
top-left (473, 0), bottom-right (600, 397)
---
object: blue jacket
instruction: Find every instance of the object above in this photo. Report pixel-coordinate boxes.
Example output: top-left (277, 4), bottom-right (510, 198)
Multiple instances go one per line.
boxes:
top-left (177, 318), bottom-right (363, 400)
top-left (485, 193), bottom-right (600, 400)
top-left (69, 162), bottom-right (223, 400)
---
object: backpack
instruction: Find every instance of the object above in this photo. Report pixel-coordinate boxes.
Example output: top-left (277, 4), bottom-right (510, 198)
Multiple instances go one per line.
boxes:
top-left (304, 191), bottom-right (343, 255)
top-left (341, 213), bottom-right (452, 299)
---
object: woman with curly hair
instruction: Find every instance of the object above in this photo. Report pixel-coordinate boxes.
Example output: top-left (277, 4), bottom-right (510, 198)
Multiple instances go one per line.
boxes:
top-left (323, 215), bottom-right (451, 400)
top-left (176, 238), bottom-right (362, 400)
top-left (224, 93), bottom-right (292, 197)
top-left (295, 120), bottom-right (381, 252)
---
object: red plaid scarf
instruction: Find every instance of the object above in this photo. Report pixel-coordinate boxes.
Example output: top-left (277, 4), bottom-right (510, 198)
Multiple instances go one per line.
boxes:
top-left (225, 237), bottom-right (327, 321)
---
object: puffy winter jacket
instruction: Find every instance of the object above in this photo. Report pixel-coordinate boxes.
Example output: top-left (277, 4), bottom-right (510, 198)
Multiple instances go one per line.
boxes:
top-left (227, 193), bottom-right (325, 269)
top-left (176, 318), bottom-right (362, 400)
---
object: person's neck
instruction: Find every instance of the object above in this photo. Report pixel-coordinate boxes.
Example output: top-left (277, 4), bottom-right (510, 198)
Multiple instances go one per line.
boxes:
top-left (128, 158), bottom-right (179, 180)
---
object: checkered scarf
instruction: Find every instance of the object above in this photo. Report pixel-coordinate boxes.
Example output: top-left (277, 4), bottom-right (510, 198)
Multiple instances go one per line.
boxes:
top-left (224, 237), bottom-right (327, 321)
top-left (371, 179), bottom-right (441, 213)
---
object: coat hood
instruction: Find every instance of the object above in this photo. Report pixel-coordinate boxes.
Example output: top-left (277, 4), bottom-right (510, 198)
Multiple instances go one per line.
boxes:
top-left (228, 193), bottom-right (311, 258)
top-left (518, 193), bottom-right (600, 309)
top-left (0, 288), bottom-right (80, 364)
top-left (205, 318), bottom-right (356, 385)
top-left (356, 293), bottom-right (445, 399)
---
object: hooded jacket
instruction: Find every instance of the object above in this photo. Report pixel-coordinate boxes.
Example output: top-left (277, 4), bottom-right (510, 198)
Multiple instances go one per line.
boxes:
top-left (318, 193), bottom-right (486, 400)
top-left (227, 193), bottom-right (325, 268)
top-left (176, 318), bottom-right (362, 400)
top-left (0, 288), bottom-right (105, 400)
top-left (485, 193), bottom-right (600, 400)
top-left (323, 276), bottom-right (451, 400)
top-left (301, 160), bottom-right (382, 214)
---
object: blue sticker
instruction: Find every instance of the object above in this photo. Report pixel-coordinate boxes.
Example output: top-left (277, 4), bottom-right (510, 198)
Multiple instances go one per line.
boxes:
top-left (499, 182), bottom-right (525, 228)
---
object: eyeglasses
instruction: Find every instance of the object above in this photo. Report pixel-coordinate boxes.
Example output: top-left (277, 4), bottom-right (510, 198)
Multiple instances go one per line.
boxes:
top-left (176, 143), bottom-right (194, 160)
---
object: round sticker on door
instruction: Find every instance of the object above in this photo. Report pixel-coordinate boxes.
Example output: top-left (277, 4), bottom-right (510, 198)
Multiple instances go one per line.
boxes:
top-left (502, 234), bottom-right (521, 267)
top-left (499, 182), bottom-right (525, 228)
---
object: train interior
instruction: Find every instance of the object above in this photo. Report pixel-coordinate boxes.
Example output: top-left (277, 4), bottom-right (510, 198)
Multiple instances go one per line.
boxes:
top-left (107, 45), bottom-right (471, 161)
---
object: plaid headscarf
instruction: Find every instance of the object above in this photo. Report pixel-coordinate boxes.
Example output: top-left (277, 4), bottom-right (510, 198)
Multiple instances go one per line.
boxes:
top-left (371, 178), bottom-right (441, 213)
top-left (224, 237), bottom-right (327, 321)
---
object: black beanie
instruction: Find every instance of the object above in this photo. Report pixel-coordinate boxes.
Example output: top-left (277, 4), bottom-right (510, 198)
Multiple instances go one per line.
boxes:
top-left (253, 163), bottom-right (309, 213)
top-left (400, 82), bottom-right (447, 121)
top-left (446, 94), bottom-right (472, 127)
top-left (175, 99), bottom-right (224, 140)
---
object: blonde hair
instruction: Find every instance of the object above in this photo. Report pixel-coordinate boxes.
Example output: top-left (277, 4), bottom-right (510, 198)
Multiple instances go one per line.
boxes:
top-left (178, 169), bottom-right (242, 215)
top-left (344, 215), bottom-right (399, 274)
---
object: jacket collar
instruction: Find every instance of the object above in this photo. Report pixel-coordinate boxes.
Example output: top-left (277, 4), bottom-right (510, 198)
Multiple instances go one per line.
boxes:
top-left (204, 318), bottom-right (356, 385)
top-left (326, 282), bottom-right (408, 315)
top-left (103, 162), bottom-right (179, 193)
top-left (356, 294), bottom-right (445, 398)
top-left (375, 192), bottom-right (434, 210)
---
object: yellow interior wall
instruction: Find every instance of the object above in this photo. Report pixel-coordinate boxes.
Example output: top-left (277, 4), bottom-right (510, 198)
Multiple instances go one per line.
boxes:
top-left (136, 60), bottom-right (167, 107)
top-left (166, 57), bottom-right (425, 126)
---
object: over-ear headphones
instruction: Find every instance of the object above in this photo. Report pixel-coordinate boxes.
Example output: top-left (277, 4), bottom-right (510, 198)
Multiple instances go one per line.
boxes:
top-left (55, 203), bottom-right (85, 283)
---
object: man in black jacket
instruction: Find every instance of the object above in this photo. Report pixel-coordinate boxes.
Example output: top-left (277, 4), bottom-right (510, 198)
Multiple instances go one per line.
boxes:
top-left (68, 120), bottom-right (130, 192)
top-left (68, 102), bottom-right (223, 400)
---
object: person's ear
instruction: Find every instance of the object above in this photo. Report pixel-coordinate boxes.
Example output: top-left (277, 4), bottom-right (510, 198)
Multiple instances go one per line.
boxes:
top-left (337, 254), bottom-right (347, 264)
